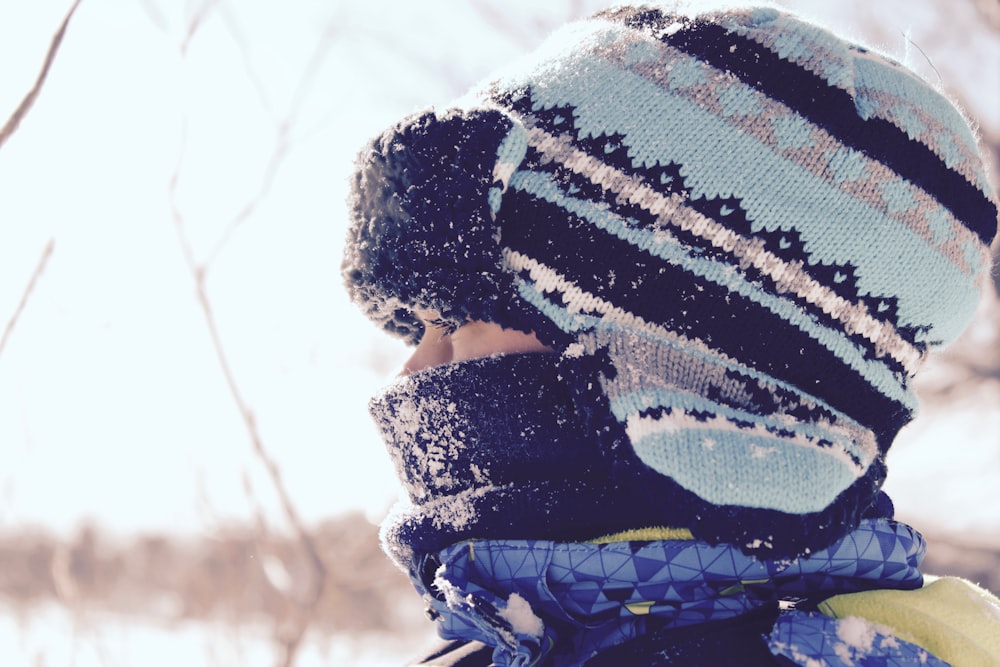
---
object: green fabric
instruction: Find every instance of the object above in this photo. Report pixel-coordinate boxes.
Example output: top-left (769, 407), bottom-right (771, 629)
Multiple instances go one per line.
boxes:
top-left (818, 575), bottom-right (1000, 666)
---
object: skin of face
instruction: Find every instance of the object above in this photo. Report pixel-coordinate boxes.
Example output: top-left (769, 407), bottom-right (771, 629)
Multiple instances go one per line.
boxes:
top-left (401, 309), bottom-right (552, 376)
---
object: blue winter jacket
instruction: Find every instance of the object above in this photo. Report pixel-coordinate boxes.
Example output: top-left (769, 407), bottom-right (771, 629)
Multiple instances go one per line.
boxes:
top-left (404, 519), bottom-right (999, 666)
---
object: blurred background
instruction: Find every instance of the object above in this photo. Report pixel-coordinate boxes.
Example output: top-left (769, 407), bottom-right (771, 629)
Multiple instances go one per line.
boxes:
top-left (0, 0), bottom-right (998, 664)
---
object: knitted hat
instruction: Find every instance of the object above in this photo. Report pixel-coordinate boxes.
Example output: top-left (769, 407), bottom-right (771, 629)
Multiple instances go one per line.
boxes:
top-left (344, 4), bottom-right (999, 551)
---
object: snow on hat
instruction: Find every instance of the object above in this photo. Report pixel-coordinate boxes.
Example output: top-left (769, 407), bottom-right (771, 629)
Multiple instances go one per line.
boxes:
top-left (344, 4), bottom-right (998, 548)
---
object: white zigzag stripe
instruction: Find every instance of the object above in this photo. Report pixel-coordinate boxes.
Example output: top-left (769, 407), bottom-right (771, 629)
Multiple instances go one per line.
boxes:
top-left (518, 121), bottom-right (923, 374)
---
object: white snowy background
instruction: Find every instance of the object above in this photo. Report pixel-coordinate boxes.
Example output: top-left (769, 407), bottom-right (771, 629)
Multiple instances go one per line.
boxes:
top-left (0, 0), bottom-right (998, 665)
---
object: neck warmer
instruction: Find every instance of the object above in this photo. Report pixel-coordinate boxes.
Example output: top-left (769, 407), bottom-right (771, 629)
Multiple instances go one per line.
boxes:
top-left (369, 353), bottom-right (892, 566)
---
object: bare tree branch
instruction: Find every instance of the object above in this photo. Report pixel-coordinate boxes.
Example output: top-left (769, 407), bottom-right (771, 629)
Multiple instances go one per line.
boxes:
top-left (470, 0), bottom-right (539, 50)
top-left (201, 123), bottom-right (290, 268)
top-left (180, 0), bottom-right (220, 56)
top-left (170, 153), bottom-right (328, 664)
top-left (0, 0), bottom-right (83, 151)
top-left (217, 4), bottom-right (279, 120)
top-left (0, 239), bottom-right (55, 362)
top-left (136, 0), bottom-right (168, 34)
top-left (202, 14), bottom-right (340, 269)
top-left (972, 0), bottom-right (1000, 32)
top-left (168, 13), bottom-right (342, 665)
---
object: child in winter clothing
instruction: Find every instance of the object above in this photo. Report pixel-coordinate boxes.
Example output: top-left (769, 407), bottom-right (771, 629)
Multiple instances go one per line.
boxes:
top-left (342, 3), bottom-right (1000, 665)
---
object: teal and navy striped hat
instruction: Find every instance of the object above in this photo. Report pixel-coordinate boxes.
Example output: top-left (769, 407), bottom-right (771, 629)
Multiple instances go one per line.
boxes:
top-left (344, 4), bottom-right (999, 552)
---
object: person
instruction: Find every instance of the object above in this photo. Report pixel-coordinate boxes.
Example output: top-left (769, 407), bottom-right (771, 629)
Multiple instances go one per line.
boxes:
top-left (342, 2), bottom-right (1000, 665)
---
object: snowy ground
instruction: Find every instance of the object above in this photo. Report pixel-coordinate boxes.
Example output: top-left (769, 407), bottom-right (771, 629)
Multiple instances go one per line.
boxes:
top-left (0, 603), bottom-right (438, 667)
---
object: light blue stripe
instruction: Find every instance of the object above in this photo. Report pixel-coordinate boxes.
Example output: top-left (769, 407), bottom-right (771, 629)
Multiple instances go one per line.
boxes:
top-left (629, 428), bottom-right (858, 513)
top-left (512, 277), bottom-right (596, 334)
top-left (509, 169), bottom-right (917, 409)
top-left (523, 52), bottom-right (980, 341)
top-left (607, 387), bottom-right (871, 467)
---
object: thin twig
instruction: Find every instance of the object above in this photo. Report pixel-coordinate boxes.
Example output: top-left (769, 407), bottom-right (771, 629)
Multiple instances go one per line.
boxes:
top-left (180, 0), bottom-right (220, 56)
top-left (169, 16), bottom-right (335, 663)
top-left (217, 4), bottom-right (278, 120)
top-left (136, 0), bottom-right (168, 34)
top-left (202, 125), bottom-right (289, 268)
top-left (0, 0), bottom-right (83, 151)
top-left (202, 15), bottom-right (339, 268)
top-left (469, 0), bottom-right (538, 50)
top-left (972, 0), bottom-right (1000, 31)
top-left (901, 29), bottom-right (943, 86)
top-left (173, 202), bottom-right (328, 667)
top-left (0, 239), bottom-right (55, 361)
top-left (170, 163), bottom-right (327, 664)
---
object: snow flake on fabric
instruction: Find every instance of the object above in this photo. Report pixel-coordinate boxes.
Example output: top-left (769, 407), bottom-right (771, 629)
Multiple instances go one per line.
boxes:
top-left (768, 611), bottom-right (951, 666)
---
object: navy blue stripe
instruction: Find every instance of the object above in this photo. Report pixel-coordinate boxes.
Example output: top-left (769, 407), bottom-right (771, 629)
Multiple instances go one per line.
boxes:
top-left (501, 186), bottom-right (910, 437)
top-left (604, 8), bottom-right (997, 246)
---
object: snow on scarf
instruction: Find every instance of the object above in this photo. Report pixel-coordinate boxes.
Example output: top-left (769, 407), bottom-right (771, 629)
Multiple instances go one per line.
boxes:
top-left (412, 518), bottom-right (945, 667)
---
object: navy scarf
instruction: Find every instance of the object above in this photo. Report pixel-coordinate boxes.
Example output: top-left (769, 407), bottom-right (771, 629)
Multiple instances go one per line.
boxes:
top-left (369, 353), bottom-right (892, 568)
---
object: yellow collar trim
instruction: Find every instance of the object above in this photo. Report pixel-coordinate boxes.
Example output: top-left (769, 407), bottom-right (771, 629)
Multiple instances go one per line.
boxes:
top-left (587, 526), bottom-right (695, 543)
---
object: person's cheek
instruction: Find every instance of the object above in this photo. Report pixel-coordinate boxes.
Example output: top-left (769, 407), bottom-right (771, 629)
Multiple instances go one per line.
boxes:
top-left (400, 327), bottom-right (453, 376)
top-left (450, 322), bottom-right (552, 363)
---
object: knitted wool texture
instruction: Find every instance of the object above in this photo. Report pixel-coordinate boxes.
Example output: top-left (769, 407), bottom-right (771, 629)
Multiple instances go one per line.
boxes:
top-left (344, 5), bottom-right (999, 552)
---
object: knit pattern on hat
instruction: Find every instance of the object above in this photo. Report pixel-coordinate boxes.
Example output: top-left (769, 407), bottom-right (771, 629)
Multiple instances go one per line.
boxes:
top-left (344, 5), bottom-right (999, 548)
top-left (480, 6), bottom-right (997, 514)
